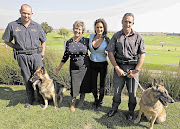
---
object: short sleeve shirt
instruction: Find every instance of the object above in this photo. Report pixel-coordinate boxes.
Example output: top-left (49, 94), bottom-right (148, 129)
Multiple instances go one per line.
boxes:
top-left (61, 37), bottom-right (90, 70)
top-left (2, 18), bottom-right (46, 50)
top-left (106, 29), bottom-right (146, 60)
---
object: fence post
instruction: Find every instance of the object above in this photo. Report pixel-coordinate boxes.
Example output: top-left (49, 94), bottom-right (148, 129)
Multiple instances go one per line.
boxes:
top-left (178, 61), bottom-right (180, 74)
top-left (64, 41), bottom-right (65, 50)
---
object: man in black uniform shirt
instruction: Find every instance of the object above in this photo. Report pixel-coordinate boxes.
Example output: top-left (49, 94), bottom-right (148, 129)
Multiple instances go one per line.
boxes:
top-left (2, 4), bottom-right (46, 108)
top-left (106, 13), bottom-right (146, 120)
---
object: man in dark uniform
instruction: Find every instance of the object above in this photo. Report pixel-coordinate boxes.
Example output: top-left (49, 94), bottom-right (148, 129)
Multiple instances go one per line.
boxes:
top-left (106, 13), bottom-right (146, 120)
top-left (2, 4), bottom-right (46, 108)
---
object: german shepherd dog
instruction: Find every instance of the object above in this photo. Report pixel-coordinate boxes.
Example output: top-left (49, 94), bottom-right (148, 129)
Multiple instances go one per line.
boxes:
top-left (134, 79), bottom-right (175, 129)
top-left (30, 66), bottom-right (66, 110)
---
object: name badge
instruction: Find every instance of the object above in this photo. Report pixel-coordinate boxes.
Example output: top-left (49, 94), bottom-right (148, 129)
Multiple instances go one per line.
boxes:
top-left (15, 27), bottom-right (21, 32)
top-left (31, 29), bottom-right (37, 32)
top-left (117, 38), bottom-right (121, 42)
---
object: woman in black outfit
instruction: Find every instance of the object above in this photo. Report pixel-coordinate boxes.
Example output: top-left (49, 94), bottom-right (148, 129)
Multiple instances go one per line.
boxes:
top-left (89, 19), bottom-right (110, 110)
top-left (56, 21), bottom-right (90, 112)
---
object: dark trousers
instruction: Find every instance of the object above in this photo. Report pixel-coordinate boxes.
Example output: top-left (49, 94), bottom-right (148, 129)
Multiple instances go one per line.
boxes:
top-left (90, 61), bottom-right (108, 103)
top-left (16, 54), bottom-right (43, 104)
top-left (111, 64), bottom-right (138, 114)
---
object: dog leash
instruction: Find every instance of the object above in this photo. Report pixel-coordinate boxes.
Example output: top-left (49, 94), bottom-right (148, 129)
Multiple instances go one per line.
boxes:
top-left (134, 77), bottom-right (145, 92)
top-left (124, 72), bottom-right (145, 92)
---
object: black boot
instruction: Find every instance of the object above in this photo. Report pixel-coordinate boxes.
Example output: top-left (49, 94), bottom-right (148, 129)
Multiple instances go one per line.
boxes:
top-left (77, 93), bottom-right (85, 108)
top-left (93, 98), bottom-right (99, 110)
top-left (107, 102), bottom-right (119, 117)
top-left (95, 88), bottom-right (105, 111)
top-left (25, 81), bottom-right (35, 108)
top-left (92, 89), bottom-right (98, 109)
top-left (92, 89), bottom-right (98, 100)
top-left (127, 103), bottom-right (136, 120)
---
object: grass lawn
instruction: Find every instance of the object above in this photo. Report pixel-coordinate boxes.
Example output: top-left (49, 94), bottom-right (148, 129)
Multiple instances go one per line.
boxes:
top-left (0, 85), bottom-right (179, 129)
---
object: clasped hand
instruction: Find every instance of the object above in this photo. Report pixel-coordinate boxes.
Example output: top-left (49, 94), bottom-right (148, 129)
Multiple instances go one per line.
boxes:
top-left (115, 67), bottom-right (137, 78)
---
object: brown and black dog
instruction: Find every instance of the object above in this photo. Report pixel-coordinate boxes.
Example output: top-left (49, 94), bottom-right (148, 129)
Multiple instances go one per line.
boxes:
top-left (30, 66), bottom-right (66, 110)
top-left (134, 79), bottom-right (175, 129)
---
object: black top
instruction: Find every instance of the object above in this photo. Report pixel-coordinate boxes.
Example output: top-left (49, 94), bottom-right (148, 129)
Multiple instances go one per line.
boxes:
top-left (61, 37), bottom-right (90, 70)
top-left (107, 29), bottom-right (146, 61)
top-left (2, 18), bottom-right (46, 50)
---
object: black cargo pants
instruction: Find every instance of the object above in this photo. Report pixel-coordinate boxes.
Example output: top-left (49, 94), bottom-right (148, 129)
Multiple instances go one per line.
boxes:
top-left (16, 54), bottom-right (43, 104)
top-left (111, 64), bottom-right (138, 114)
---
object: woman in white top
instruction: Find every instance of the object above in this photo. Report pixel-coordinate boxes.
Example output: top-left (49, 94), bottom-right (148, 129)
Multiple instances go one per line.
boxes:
top-left (89, 19), bottom-right (110, 110)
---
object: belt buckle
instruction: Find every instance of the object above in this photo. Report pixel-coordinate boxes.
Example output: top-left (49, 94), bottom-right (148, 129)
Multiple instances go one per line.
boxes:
top-left (123, 60), bottom-right (128, 64)
top-left (15, 51), bottom-right (19, 55)
top-left (26, 51), bottom-right (32, 55)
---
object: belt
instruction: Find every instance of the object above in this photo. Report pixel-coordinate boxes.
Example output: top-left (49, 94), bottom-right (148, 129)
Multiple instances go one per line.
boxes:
top-left (116, 59), bottom-right (138, 65)
top-left (14, 47), bottom-right (42, 55)
top-left (15, 49), bottom-right (38, 55)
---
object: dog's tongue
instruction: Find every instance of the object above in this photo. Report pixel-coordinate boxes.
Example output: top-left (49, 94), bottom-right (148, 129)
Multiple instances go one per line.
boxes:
top-left (32, 80), bottom-right (40, 88)
top-left (159, 98), bottom-right (168, 107)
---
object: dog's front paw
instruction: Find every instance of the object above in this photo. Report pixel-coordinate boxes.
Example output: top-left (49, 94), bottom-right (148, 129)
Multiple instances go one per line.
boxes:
top-left (149, 126), bottom-right (153, 129)
top-left (43, 107), bottom-right (47, 110)
top-left (55, 106), bottom-right (58, 110)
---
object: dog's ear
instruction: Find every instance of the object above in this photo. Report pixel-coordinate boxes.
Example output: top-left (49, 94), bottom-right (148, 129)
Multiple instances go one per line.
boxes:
top-left (160, 80), bottom-right (164, 86)
top-left (152, 79), bottom-right (159, 91)
top-left (152, 79), bottom-right (157, 86)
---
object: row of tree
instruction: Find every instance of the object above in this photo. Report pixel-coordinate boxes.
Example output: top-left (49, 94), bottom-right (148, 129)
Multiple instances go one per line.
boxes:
top-left (40, 22), bottom-right (70, 38)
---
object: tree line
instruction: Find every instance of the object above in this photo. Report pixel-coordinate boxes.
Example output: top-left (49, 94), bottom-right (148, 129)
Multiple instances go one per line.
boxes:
top-left (41, 22), bottom-right (70, 38)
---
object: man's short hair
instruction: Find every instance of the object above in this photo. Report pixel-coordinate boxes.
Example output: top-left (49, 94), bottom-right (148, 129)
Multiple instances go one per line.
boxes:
top-left (122, 13), bottom-right (134, 21)
top-left (20, 4), bottom-right (32, 11)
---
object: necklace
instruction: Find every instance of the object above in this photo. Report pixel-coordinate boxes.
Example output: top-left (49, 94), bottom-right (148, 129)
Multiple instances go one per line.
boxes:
top-left (73, 36), bottom-right (82, 43)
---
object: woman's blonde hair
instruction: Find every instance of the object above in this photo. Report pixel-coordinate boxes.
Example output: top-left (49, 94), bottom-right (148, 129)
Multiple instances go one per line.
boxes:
top-left (73, 20), bottom-right (85, 33)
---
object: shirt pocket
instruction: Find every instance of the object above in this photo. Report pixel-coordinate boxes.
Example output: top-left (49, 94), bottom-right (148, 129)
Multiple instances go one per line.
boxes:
top-left (116, 40), bottom-right (123, 55)
top-left (30, 29), bottom-right (40, 47)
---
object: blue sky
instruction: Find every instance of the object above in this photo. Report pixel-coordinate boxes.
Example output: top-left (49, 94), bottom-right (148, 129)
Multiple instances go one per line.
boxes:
top-left (0, 0), bottom-right (126, 11)
top-left (0, 0), bottom-right (180, 33)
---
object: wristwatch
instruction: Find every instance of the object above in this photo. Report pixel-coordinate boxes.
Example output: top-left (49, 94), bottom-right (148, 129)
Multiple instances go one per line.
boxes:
top-left (134, 69), bottom-right (139, 73)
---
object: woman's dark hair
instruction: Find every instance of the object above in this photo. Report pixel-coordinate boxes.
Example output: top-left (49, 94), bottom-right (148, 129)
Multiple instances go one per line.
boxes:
top-left (94, 18), bottom-right (107, 36)
top-left (94, 18), bottom-right (109, 44)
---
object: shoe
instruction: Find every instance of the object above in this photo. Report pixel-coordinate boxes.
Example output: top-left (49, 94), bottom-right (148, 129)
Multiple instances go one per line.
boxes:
top-left (127, 113), bottom-right (134, 120)
top-left (95, 103), bottom-right (102, 111)
top-left (107, 110), bottom-right (118, 117)
top-left (24, 103), bottom-right (32, 108)
top-left (77, 93), bottom-right (85, 108)
top-left (70, 105), bottom-right (75, 112)
top-left (77, 100), bottom-right (84, 108)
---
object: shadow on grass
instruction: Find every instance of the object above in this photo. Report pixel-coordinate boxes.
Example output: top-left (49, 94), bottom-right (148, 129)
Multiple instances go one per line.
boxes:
top-left (93, 109), bottom-right (148, 129)
top-left (0, 86), bottom-right (71, 108)
top-left (0, 86), bottom-right (26, 107)
top-left (72, 98), bottom-right (149, 129)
